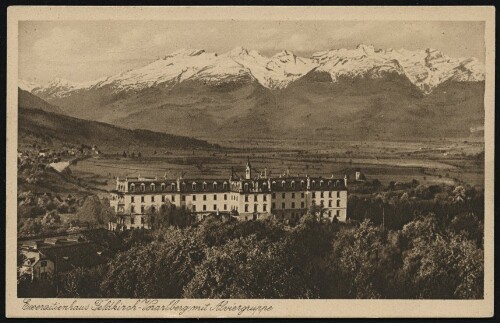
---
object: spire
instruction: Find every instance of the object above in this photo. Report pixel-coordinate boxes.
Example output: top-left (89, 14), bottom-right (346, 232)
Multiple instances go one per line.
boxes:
top-left (245, 159), bottom-right (252, 180)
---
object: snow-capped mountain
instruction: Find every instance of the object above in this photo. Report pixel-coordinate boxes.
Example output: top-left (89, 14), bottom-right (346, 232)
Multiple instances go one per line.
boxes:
top-left (312, 45), bottom-right (485, 94)
top-left (18, 79), bottom-right (42, 92)
top-left (24, 45), bottom-right (484, 99)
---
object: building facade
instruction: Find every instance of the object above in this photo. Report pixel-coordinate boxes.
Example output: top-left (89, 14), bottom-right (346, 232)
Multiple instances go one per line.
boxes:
top-left (110, 161), bottom-right (348, 229)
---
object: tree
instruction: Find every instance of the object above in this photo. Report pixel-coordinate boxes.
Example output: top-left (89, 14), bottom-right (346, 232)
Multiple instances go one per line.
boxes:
top-left (101, 230), bottom-right (204, 298)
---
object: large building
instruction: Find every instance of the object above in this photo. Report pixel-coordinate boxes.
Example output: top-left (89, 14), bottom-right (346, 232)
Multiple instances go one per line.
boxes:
top-left (110, 161), bottom-right (348, 229)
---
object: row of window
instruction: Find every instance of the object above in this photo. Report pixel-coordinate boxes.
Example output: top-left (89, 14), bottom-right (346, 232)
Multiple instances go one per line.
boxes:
top-left (272, 191), bottom-right (342, 199)
top-left (129, 191), bottom-right (343, 204)
top-left (129, 182), bottom-right (231, 192)
top-left (126, 181), bottom-right (345, 192)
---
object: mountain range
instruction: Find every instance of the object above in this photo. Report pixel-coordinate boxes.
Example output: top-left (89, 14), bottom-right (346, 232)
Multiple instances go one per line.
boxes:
top-left (19, 45), bottom-right (485, 140)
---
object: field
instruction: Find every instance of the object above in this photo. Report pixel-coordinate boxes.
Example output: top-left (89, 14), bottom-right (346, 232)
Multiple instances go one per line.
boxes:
top-left (70, 137), bottom-right (485, 196)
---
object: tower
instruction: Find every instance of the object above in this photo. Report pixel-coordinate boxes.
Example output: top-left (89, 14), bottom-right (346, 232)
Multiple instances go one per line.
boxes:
top-left (245, 158), bottom-right (252, 180)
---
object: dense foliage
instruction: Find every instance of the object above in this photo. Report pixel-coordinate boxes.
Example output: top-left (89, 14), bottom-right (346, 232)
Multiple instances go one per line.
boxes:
top-left (56, 207), bottom-right (483, 299)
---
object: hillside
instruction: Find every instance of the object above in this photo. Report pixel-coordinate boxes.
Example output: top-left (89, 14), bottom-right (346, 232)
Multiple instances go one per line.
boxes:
top-left (18, 93), bottom-right (217, 151)
top-left (21, 45), bottom-right (485, 141)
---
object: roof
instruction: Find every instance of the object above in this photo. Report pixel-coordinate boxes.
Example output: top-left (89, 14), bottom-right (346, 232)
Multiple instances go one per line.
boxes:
top-left (38, 242), bottom-right (110, 273)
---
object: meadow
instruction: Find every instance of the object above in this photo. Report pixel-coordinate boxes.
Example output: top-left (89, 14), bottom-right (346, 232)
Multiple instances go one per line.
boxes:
top-left (70, 137), bottom-right (484, 196)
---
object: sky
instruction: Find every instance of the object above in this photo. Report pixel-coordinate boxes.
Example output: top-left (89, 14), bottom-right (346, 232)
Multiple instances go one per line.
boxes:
top-left (19, 20), bottom-right (485, 84)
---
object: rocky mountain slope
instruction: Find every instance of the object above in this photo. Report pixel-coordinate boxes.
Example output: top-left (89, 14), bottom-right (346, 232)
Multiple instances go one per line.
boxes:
top-left (20, 45), bottom-right (485, 140)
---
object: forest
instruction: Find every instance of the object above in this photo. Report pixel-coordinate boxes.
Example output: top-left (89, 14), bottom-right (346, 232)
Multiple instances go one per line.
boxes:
top-left (19, 182), bottom-right (484, 299)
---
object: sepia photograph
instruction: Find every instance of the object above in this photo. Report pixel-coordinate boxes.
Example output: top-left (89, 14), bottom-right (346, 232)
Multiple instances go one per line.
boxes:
top-left (6, 6), bottom-right (494, 318)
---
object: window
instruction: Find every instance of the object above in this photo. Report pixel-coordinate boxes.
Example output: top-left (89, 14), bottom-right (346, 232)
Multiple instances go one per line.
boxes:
top-left (245, 195), bottom-right (249, 202)
top-left (131, 217), bottom-right (135, 224)
top-left (161, 195), bottom-right (165, 202)
top-left (263, 204), bottom-right (267, 211)
top-left (141, 184), bottom-right (145, 192)
top-left (192, 183), bottom-right (197, 191)
top-left (192, 205), bottom-right (196, 211)
top-left (40, 261), bottom-right (47, 267)
top-left (151, 184), bottom-right (155, 191)
top-left (245, 205), bottom-right (249, 212)
top-left (301, 201), bottom-right (305, 208)
top-left (224, 194), bottom-right (227, 200)
top-left (282, 181), bottom-right (286, 188)
top-left (321, 192), bottom-right (324, 198)
top-left (193, 195), bottom-right (197, 201)
top-left (254, 194), bottom-right (258, 201)
top-left (203, 182), bottom-right (207, 190)
top-left (292, 193), bottom-right (295, 198)
top-left (213, 182), bottom-right (217, 190)
top-left (337, 200), bottom-right (340, 207)
top-left (301, 192), bottom-right (305, 198)
top-left (140, 217), bottom-right (144, 224)
top-left (244, 183), bottom-right (249, 191)
top-left (131, 196), bottom-right (135, 203)
top-left (130, 184), bottom-right (135, 191)
top-left (291, 181), bottom-right (295, 189)
top-left (263, 195), bottom-right (267, 201)
top-left (312, 192), bottom-right (316, 198)
top-left (336, 210), bottom-right (340, 218)
top-left (301, 181), bottom-right (305, 188)
top-left (224, 204), bottom-right (227, 210)
top-left (272, 193), bottom-right (276, 198)
top-left (282, 202), bottom-right (285, 209)
top-left (151, 196), bottom-right (155, 202)
top-left (182, 196), bottom-right (186, 201)
top-left (141, 196), bottom-right (145, 203)
top-left (223, 182), bottom-right (228, 190)
top-left (203, 195), bottom-right (207, 201)
top-left (291, 202), bottom-right (295, 209)
top-left (214, 204), bottom-right (217, 211)
top-left (171, 183), bottom-right (176, 191)
top-left (214, 194), bottom-right (217, 200)
top-left (203, 205), bottom-right (207, 211)
top-left (329, 200), bottom-right (332, 207)
top-left (254, 204), bottom-right (258, 212)
top-left (131, 205), bottom-right (135, 213)
top-left (151, 206), bottom-right (156, 212)
top-left (337, 191), bottom-right (341, 198)
top-left (272, 202), bottom-right (276, 209)
top-left (282, 193), bottom-right (285, 198)
top-left (141, 206), bottom-right (145, 213)
top-left (172, 195), bottom-right (175, 202)
top-left (329, 191), bottom-right (332, 198)
top-left (161, 184), bottom-right (165, 191)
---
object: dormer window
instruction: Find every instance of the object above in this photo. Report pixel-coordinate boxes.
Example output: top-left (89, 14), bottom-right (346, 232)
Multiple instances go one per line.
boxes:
top-left (282, 180), bottom-right (286, 188)
top-left (320, 180), bottom-right (324, 187)
top-left (312, 180), bottom-right (316, 188)
top-left (291, 181), bottom-right (296, 189)
top-left (161, 183), bottom-right (165, 191)
top-left (301, 181), bottom-right (305, 188)
top-left (171, 183), bottom-right (176, 191)
top-left (213, 182), bottom-right (218, 190)
top-left (203, 182), bottom-right (207, 190)
top-left (244, 183), bottom-right (249, 191)
top-left (140, 183), bottom-right (145, 192)
top-left (150, 183), bottom-right (155, 191)
top-left (192, 182), bottom-right (197, 191)
top-left (223, 182), bottom-right (228, 190)
top-left (130, 184), bottom-right (135, 191)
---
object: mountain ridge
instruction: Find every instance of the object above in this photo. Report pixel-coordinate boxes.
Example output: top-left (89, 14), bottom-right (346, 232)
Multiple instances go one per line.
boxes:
top-left (21, 45), bottom-right (485, 98)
